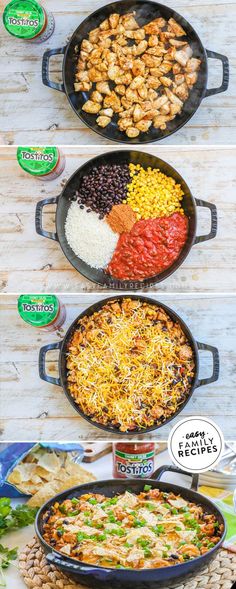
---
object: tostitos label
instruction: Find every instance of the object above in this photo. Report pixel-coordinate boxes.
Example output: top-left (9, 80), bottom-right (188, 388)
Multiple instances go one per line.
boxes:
top-left (18, 295), bottom-right (59, 327)
top-left (17, 146), bottom-right (63, 177)
top-left (113, 449), bottom-right (155, 479)
top-left (3, 0), bottom-right (46, 39)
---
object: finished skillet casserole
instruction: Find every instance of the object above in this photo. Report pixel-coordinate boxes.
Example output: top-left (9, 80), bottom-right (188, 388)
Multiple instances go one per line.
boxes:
top-left (66, 298), bottom-right (195, 432)
top-left (42, 486), bottom-right (223, 569)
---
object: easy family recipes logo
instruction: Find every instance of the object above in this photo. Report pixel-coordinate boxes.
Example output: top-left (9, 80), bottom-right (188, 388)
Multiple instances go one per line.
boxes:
top-left (168, 417), bottom-right (224, 473)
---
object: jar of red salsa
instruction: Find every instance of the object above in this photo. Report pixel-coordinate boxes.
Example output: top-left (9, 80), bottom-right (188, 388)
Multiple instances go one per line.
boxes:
top-left (113, 443), bottom-right (155, 479)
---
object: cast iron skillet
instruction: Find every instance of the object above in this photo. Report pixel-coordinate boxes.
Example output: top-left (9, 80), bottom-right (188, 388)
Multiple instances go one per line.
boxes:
top-left (41, 0), bottom-right (229, 144)
top-left (36, 464), bottom-right (226, 589)
top-left (39, 294), bottom-right (220, 435)
top-left (35, 150), bottom-right (217, 291)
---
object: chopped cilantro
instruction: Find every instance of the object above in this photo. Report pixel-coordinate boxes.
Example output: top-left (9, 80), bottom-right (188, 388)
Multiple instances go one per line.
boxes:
top-left (143, 485), bottom-right (152, 492)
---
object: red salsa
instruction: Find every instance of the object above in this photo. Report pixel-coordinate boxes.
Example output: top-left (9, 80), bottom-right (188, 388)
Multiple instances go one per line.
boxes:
top-left (107, 212), bottom-right (188, 281)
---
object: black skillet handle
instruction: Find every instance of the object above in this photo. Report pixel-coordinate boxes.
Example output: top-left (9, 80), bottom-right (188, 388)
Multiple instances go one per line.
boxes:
top-left (194, 199), bottom-right (217, 244)
top-left (152, 464), bottom-right (199, 492)
top-left (205, 49), bottom-right (229, 97)
top-left (39, 342), bottom-right (62, 386)
top-left (195, 341), bottom-right (220, 387)
top-left (35, 197), bottom-right (59, 241)
top-left (42, 46), bottom-right (67, 92)
top-left (46, 552), bottom-right (112, 577)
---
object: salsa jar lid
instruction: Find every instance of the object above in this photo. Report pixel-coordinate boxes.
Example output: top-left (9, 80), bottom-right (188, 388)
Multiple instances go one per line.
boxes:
top-left (3, 1), bottom-right (45, 39)
top-left (17, 146), bottom-right (60, 176)
top-left (18, 295), bottom-right (60, 327)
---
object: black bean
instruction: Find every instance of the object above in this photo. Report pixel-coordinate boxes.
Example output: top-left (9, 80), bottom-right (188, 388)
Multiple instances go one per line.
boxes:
top-left (71, 164), bottom-right (131, 215)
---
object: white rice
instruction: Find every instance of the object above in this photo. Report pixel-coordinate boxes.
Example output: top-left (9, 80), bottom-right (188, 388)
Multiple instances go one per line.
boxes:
top-left (65, 202), bottom-right (119, 269)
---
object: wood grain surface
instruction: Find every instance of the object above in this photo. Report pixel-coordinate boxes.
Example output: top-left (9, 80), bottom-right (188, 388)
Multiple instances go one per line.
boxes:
top-left (0, 145), bottom-right (235, 293)
top-left (0, 0), bottom-right (235, 145)
top-left (0, 293), bottom-right (235, 441)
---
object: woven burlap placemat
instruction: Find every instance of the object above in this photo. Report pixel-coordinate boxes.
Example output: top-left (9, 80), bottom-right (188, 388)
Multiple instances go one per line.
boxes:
top-left (19, 537), bottom-right (236, 589)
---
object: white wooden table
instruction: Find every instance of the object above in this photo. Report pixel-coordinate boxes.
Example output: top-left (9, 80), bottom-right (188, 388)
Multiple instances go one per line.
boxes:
top-left (0, 0), bottom-right (235, 145)
top-left (0, 145), bottom-right (235, 293)
top-left (0, 293), bottom-right (235, 441)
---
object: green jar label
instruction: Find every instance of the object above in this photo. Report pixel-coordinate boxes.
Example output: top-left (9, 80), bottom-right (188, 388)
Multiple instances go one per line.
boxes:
top-left (17, 146), bottom-right (59, 176)
top-left (3, 0), bottom-right (45, 39)
top-left (18, 295), bottom-right (59, 327)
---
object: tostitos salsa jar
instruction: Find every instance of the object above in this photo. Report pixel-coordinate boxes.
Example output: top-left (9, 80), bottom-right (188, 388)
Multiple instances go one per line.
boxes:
top-left (17, 147), bottom-right (66, 180)
top-left (113, 443), bottom-right (155, 479)
top-left (18, 295), bottom-right (66, 332)
top-left (3, 0), bottom-right (55, 43)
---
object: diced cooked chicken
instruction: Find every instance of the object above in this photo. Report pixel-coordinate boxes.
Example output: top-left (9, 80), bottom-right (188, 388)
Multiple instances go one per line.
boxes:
top-left (91, 90), bottom-right (103, 103)
top-left (179, 344), bottom-right (193, 360)
top-left (136, 119), bottom-right (152, 132)
top-left (82, 100), bottom-right (101, 114)
top-left (96, 81), bottom-right (111, 95)
top-left (99, 108), bottom-right (113, 117)
top-left (168, 18), bottom-right (186, 37)
top-left (185, 71), bottom-right (198, 87)
top-left (96, 115), bottom-right (111, 127)
top-left (75, 11), bottom-right (200, 136)
top-left (74, 81), bottom-right (92, 92)
top-left (175, 45), bottom-right (193, 67)
top-left (175, 82), bottom-right (189, 101)
top-left (144, 17), bottom-right (166, 35)
top-left (122, 13), bottom-right (139, 30)
top-left (185, 57), bottom-right (201, 72)
top-left (109, 13), bottom-right (120, 29)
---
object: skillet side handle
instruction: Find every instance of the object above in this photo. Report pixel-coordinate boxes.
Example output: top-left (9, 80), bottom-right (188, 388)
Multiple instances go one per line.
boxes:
top-left (205, 49), bottom-right (229, 97)
top-left (42, 47), bottom-right (66, 92)
top-left (35, 197), bottom-right (59, 241)
top-left (152, 465), bottom-right (199, 492)
top-left (46, 552), bottom-right (112, 576)
top-left (194, 199), bottom-right (217, 244)
top-left (39, 342), bottom-right (62, 386)
top-left (195, 341), bottom-right (220, 387)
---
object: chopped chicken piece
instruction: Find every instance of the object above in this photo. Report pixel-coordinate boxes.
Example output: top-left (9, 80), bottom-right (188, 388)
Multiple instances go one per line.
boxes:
top-left (99, 108), bottom-right (113, 117)
top-left (74, 81), bottom-right (92, 92)
top-left (122, 13), bottom-right (139, 30)
top-left (109, 13), bottom-right (120, 29)
top-left (168, 18), bottom-right (186, 37)
top-left (118, 117), bottom-right (133, 131)
top-left (134, 40), bottom-right (148, 56)
top-left (115, 84), bottom-right (126, 95)
top-left (159, 76), bottom-right (172, 87)
top-left (91, 90), bottom-right (103, 103)
top-left (96, 82), bottom-right (111, 95)
top-left (130, 75), bottom-right (146, 89)
top-left (175, 74), bottom-right (185, 86)
top-left (96, 115), bottom-right (111, 127)
top-left (100, 18), bottom-right (110, 31)
top-left (132, 59), bottom-right (146, 77)
top-left (82, 100), bottom-right (101, 114)
top-left (81, 39), bottom-right (93, 53)
top-left (144, 17), bottom-right (166, 35)
top-left (185, 57), bottom-right (201, 72)
top-left (133, 104), bottom-right (146, 122)
top-left (136, 119), bottom-right (152, 132)
top-left (185, 71), bottom-right (198, 86)
top-left (174, 82), bottom-right (189, 101)
top-left (104, 91), bottom-right (122, 112)
top-left (153, 114), bottom-right (169, 128)
top-left (126, 127), bottom-right (140, 138)
top-left (175, 45), bottom-right (193, 67)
